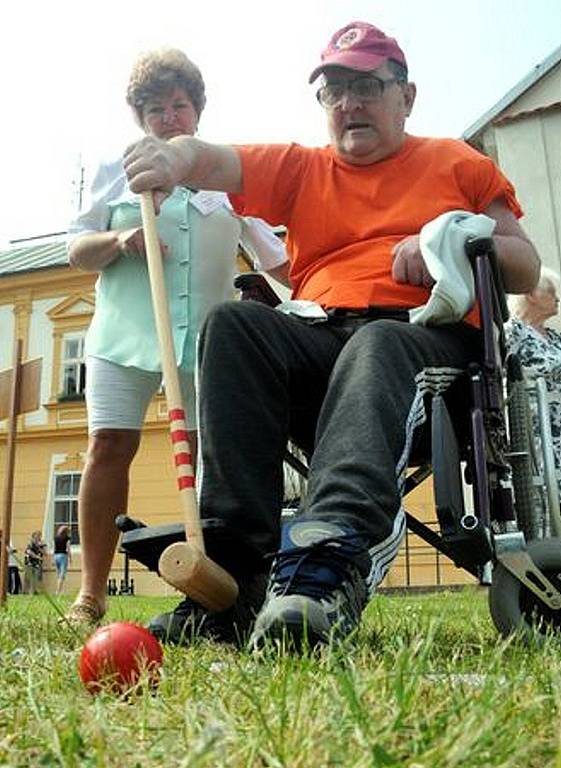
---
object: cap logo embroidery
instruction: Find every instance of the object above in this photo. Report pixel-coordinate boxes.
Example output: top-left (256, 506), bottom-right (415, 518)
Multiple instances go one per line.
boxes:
top-left (334, 27), bottom-right (365, 50)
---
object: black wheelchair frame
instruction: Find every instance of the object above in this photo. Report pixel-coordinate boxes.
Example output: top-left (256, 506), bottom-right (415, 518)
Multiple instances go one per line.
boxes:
top-left (118, 236), bottom-right (561, 639)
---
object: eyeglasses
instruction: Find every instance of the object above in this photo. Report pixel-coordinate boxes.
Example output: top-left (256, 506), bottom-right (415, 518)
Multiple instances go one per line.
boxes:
top-left (144, 101), bottom-right (193, 122)
top-left (316, 75), bottom-right (403, 109)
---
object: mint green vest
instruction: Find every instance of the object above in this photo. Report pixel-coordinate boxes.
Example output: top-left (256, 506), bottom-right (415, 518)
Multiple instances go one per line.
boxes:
top-left (86, 188), bottom-right (241, 373)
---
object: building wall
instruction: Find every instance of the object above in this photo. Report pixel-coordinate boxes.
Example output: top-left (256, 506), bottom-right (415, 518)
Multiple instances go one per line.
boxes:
top-left (494, 110), bottom-right (561, 273)
top-left (1, 419), bottom-right (190, 596)
top-left (25, 297), bottom-right (59, 427)
top-left (0, 304), bottom-right (14, 370)
top-left (469, 62), bottom-right (561, 307)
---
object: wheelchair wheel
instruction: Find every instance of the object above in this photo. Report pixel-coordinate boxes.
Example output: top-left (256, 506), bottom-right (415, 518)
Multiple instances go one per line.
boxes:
top-left (507, 364), bottom-right (541, 540)
top-left (489, 538), bottom-right (561, 638)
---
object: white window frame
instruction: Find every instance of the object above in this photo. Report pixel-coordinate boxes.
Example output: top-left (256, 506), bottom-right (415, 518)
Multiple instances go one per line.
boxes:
top-left (60, 331), bottom-right (86, 397)
top-left (52, 471), bottom-right (81, 546)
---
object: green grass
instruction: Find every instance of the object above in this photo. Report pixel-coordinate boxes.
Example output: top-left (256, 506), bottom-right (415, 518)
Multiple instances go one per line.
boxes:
top-left (1, 588), bottom-right (560, 767)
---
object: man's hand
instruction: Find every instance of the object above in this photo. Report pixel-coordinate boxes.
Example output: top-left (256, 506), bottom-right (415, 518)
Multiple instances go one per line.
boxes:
top-left (391, 235), bottom-right (434, 289)
top-left (124, 136), bottom-right (190, 212)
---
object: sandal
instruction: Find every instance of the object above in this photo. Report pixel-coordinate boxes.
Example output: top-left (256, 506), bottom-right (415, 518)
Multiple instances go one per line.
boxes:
top-left (61, 596), bottom-right (105, 628)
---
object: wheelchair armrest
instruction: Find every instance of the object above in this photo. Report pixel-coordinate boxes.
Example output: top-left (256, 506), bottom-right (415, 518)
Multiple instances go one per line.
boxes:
top-left (233, 272), bottom-right (282, 307)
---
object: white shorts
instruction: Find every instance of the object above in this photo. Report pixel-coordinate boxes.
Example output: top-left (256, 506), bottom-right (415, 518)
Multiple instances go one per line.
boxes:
top-left (85, 356), bottom-right (196, 434)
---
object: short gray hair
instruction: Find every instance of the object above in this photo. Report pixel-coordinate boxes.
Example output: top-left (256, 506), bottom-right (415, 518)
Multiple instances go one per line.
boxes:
top-left (508, 265), bottom-right (561, 317)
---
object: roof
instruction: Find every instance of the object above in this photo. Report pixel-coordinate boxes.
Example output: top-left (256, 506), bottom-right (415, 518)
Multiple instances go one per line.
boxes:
top-left (463, 44), bottom-right (561, 141)
top-left (0, 233), bottom-right (70, 278)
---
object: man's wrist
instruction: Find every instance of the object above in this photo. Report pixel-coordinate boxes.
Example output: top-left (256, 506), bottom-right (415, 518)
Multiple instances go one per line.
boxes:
top-left (169, 136), bottom-right (194, 187)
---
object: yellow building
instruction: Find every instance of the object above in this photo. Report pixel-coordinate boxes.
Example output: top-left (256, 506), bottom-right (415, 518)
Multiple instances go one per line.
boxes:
top-left (0, 233), bottom-right (191, 595)
top-left (0, 234), bottom-right (473, 596)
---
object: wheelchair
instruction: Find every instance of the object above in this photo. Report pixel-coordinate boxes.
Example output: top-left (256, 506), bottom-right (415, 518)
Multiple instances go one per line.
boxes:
top-left (118, 236), bottom-right (561, 640)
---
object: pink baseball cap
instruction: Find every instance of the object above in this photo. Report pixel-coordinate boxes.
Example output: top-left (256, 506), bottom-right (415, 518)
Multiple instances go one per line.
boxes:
top-left (309, 21), bottom-right (407, 83)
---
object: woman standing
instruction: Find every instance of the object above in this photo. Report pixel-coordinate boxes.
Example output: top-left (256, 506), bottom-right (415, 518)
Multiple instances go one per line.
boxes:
top-left (24, 531), bottom-right (46, 595)
top-left (53, 525), bottom-right (72, 595)
top-left (65, 48), bottom-right (287, 625)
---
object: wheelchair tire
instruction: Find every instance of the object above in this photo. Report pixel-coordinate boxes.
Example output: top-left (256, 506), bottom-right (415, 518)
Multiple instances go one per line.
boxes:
top-left (489, 538), bottom-right (561, 638)
top-left (507, 372), bottom-right (541, 540)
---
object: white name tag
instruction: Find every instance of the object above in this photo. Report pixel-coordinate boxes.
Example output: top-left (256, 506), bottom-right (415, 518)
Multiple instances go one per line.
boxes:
top-left (189, 191), bottom-right (227, 216)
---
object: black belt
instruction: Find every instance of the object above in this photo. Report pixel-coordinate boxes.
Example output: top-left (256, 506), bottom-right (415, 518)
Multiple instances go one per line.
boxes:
top-left (326, 307), bottom-right (410, 323)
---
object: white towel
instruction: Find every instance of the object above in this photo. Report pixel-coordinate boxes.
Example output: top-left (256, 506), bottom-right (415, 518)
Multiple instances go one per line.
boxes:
top-left (410, 210), bottom-right (496, 326)
top-left (276, 299), bottom-right (328, 322)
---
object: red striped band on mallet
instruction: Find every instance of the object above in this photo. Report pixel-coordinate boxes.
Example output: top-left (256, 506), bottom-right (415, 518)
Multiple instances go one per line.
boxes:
top-left (169, 408), bottom-right (194, 490)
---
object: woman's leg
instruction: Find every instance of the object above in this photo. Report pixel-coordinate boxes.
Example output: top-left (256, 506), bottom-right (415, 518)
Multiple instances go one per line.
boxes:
top-left (8, 567), bottom-right (16, 594)
top-left (74, 428), bottom-right (140, 612)
top-left (55, 555), bottom-right (66, 595)
top-left (30, 567), bottom-right (39, 595)
top-left (68, 358), bottom-right (159, 619)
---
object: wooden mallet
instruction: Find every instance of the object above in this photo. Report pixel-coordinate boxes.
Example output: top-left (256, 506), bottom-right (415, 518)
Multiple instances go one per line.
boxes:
top-left (140, 192), bottom-right (238, 611)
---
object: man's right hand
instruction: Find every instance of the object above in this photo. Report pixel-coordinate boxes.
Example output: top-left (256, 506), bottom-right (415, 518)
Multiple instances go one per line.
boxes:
top-left (124, 136), bottom-right (190, 212)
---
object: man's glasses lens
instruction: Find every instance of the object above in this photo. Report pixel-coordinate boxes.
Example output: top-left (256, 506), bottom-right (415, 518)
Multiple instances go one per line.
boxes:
top-left (317, 76), bottom-right (397, 108)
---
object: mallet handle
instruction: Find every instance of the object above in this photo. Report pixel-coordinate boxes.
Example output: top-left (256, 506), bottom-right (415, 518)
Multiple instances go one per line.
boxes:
top-left (140, 192), bottom-right (204, 553)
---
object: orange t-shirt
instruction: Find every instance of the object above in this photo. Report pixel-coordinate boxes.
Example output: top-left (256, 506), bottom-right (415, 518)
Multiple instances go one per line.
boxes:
top-left (230, 135), bottom-right (522, 311)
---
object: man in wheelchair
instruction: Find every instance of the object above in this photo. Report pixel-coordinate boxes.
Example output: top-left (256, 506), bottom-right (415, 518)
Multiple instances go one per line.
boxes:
top-left (124, 21), bottom-right (540, 648)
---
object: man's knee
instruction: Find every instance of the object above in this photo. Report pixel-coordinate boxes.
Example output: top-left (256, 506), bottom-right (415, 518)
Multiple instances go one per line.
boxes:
top-left (359, 318), bottom-right (411, 344)
top-left (199, 300), bottom-right (282, 361)
top-left (339, 319), bottom-right (413, 366)
top-left (203, 300), bottom-right (274, 335)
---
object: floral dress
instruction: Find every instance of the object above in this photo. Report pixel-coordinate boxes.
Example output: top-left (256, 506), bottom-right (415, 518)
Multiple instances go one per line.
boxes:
top-left (506, 316), bottom-right (561, 487)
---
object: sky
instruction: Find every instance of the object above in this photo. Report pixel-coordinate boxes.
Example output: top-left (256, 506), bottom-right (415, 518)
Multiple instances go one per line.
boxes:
top-left (1, 0), bottom-right (560, 244)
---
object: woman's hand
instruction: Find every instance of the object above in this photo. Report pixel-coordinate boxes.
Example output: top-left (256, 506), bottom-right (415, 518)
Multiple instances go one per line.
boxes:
top-left (69, 228), bottom-right (168, 271)
top-left (117, 227), bottom-right (168, 259)
top-left (117, 227), bottom-right (145, 256)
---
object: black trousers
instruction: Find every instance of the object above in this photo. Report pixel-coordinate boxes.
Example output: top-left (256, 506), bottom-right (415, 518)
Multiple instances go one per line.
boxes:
top-left (197, 301), bottom-right (480, 590)
top-left (8, 566), bottom-right (22, 595)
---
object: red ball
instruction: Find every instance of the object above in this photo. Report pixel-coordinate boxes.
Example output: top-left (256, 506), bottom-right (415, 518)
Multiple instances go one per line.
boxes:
top-left (79, 622), bottom-right (163, 695)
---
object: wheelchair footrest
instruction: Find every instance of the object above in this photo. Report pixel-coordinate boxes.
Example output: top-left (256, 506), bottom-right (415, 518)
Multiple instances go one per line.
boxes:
top-left (437, 508), bottom-right (493, 569)
top-left (116, 515), bottom-right (265, 577)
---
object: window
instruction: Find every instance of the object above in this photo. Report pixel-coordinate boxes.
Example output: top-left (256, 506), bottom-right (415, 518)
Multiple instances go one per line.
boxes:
top-left (53, 473), bottom-right (81, 544)
top-left (61, 333), bottom-right (86, 397)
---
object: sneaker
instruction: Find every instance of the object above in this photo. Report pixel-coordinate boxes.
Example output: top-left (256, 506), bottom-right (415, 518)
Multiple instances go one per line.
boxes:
top-left (249, 519), bottom-right (370, 650)
top-left (148, 572), bottom-right (268, 647)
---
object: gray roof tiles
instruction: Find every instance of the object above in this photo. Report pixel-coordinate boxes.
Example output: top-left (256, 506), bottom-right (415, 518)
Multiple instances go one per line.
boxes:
top-left (0, 236), bottom-right (69, 277)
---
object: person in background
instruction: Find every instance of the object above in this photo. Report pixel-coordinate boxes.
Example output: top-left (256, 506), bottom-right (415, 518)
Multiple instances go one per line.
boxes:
top-left (8, 541), bottom-right (22, 595)
top-left (124, 21), bottom-right (539, 650)
top-left (65, 48), bottom-right (288, 626)
top-left (507, 266), bottom-right (561, 490)
top-left (53, 524), bottom-right (72, 595)
top-left (24, 531), bottom-right (46, 595)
